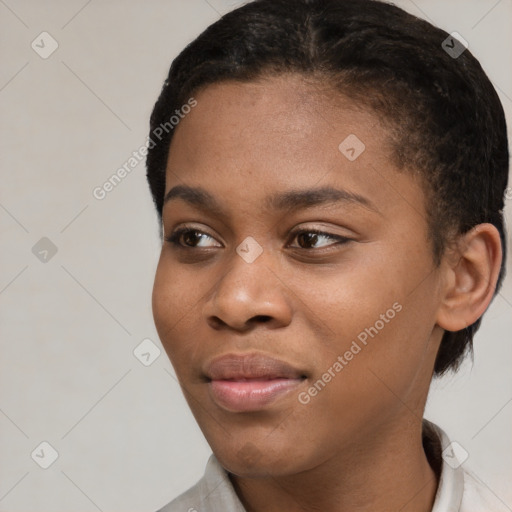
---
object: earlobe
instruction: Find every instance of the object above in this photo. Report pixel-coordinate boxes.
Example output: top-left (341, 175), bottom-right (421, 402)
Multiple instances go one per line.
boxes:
top-left (435, 223), bottom-right (502, 333)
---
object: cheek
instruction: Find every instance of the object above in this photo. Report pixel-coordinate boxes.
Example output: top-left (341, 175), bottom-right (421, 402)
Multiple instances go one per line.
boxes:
top-left (298, 252), bottom-right (400, 340)
top-left (151, 257), bottom-right (202, 363)
top-left (300, 246), bottom-right (438, 392)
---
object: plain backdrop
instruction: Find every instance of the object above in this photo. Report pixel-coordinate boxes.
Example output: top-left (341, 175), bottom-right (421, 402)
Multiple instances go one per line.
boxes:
top-left (0, 0), bottom-right (511, 511)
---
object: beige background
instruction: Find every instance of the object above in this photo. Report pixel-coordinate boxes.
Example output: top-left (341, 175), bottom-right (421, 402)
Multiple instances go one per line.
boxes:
top-left (0, 0), bottom-right (511, 511)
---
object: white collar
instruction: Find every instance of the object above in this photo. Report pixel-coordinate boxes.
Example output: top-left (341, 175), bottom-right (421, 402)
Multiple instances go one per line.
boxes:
top-left (425, 420), bottom-right (465, 511)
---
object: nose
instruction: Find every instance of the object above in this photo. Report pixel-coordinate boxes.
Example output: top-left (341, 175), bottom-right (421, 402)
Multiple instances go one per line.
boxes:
top-left (203, 248), bottom-right (293, 332)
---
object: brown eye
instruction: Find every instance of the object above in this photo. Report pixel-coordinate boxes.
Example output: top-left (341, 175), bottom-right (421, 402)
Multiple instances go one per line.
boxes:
top-left (289, 229), bottom-right (351, 250)
top-left (165, 228), bottom-right (221, 248)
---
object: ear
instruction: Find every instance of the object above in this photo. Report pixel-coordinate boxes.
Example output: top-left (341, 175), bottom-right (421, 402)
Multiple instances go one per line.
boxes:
top-left (436, 223), bottom-right (502, 332)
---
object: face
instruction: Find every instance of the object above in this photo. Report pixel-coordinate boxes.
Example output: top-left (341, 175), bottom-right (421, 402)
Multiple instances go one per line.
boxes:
top-left (152, 73), bottom-right (446, 477)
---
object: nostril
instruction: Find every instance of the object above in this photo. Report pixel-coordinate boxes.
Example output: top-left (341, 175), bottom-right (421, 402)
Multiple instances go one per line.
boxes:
top-left (253, 315), bottom-right (272, 323)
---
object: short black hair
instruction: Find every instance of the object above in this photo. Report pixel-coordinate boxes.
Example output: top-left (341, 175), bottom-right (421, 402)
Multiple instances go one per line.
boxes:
top-left (145, 0), bottom-right (509, 376)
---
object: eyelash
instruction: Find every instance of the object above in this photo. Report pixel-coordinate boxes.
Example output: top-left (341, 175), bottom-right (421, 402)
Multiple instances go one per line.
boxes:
top-left (164, 227), bottom-right (351, 251)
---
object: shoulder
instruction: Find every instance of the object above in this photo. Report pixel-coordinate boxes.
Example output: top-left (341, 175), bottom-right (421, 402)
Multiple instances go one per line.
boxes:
top-left (156, 454), bottom-right (246, 512)
top-left (460, 469), bottom-right (510, 512)
top-left (156, 476), bottom-right (204, 512)
top-left (424, 420), bottom-right (510, 512)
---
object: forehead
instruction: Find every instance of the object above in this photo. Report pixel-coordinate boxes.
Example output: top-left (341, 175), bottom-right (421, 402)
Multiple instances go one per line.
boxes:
top-left (164, 74), bottom-right (426, 224)
top-left (170, 73), bottom-right (378, 160)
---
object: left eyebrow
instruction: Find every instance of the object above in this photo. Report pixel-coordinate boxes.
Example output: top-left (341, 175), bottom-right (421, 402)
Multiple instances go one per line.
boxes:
top-left (163, 184), bottom-right (381, 217)
top-left (265, 186), bottom-right (381, 215)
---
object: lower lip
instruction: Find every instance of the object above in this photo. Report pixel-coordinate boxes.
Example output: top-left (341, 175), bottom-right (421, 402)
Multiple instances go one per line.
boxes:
top-left (209, 378), bottom-right (305, 412)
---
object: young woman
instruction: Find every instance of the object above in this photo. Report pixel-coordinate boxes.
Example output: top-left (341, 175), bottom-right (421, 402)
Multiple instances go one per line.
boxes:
top-left (146, 1), bottom-right (510, 510)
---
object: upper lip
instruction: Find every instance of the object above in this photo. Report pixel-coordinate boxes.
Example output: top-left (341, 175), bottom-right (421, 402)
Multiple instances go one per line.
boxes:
top-left (205, 352), bottom-right (306, 381)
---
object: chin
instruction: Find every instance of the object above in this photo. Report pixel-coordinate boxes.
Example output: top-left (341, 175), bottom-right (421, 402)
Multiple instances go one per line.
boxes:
top-left (211, 437), bottom-right (311, 479)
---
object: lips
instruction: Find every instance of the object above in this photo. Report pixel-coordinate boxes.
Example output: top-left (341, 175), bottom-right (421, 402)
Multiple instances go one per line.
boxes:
top-left (205, 353), bottom-right (305, 381)
top-left (205, 353), bottom-right (307, 412)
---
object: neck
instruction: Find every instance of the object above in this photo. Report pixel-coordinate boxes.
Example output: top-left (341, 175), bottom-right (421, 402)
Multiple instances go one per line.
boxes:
top-left (230, 416), bottom-right (439, 512)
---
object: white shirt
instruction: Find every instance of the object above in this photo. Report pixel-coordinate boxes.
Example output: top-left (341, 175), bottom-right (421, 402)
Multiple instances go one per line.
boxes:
top-left (157, 421), bottom-right (510, 511)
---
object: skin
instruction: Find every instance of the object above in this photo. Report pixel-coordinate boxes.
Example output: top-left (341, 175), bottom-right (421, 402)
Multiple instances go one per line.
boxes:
top-left (151, 73), bottom-right (502, 512)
